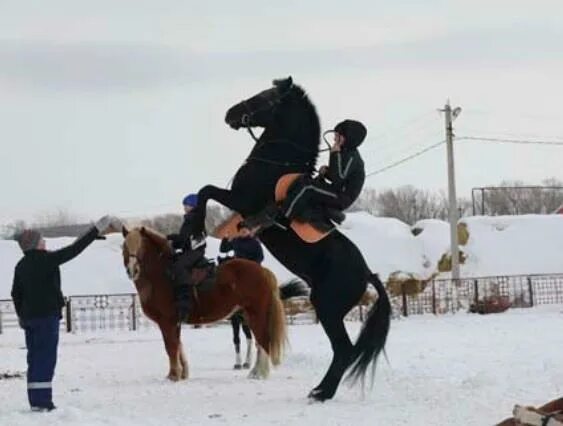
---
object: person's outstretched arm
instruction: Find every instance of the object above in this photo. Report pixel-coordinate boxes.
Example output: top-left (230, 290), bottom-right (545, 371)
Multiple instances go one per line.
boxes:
top-left (47, 216), bottom-right (119, 265)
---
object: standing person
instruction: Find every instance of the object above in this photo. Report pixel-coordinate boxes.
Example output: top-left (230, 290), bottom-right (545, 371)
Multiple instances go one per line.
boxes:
top-left (11, 215), bottom-right (122, 412)
top-left (219, 227), bottom-right (264, 264)
top-left (166, 194), bottom-right (207, 322)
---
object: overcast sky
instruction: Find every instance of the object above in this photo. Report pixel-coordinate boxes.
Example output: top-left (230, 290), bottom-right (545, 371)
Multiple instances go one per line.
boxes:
top-left (1, 0), bottom-right (563, 225)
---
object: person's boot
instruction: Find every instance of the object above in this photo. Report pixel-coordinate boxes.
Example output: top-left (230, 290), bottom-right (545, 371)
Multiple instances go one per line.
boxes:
top-left (239, 204), bottom-right (288, 233)
top-left (174, 285), bottom-right (191, 323)
top-left (170, 260), bottom-right (193, 323)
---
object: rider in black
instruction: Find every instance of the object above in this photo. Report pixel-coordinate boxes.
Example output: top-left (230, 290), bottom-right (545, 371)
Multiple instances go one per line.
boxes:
top-left (167, 194), bottom-right (206, 322)
top-left (279, 119), bottom-right (366, 223)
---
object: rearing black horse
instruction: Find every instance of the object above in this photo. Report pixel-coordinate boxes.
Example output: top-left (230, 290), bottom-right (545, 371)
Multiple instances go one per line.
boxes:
top-left (191, 77), bottom-right (391, 401)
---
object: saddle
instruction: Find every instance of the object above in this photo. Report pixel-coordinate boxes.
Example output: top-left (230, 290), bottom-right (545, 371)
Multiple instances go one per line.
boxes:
top-left (274, 173), bottom-right (338, 242)
top-left (213, 174), bottom-right (336, 244)
top-left (190, 261), bottom-right (217, 293)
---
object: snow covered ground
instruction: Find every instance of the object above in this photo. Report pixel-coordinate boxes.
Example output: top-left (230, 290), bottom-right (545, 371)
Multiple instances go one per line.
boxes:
top-left (2, 306), bottom-right (562, 426)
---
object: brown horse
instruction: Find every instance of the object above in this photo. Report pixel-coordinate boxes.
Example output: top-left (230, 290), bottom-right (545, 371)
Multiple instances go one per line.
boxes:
top-left (121, 226), bottom-right (287, 381)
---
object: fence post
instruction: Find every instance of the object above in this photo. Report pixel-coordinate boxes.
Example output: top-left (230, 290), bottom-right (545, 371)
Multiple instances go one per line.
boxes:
top-left (527, 277), bottom-right (534, 307)
top-left (131, 294), bottom-right (137, 331)
top-left (401, 286), bottom-right (408, 317)
top-left (473, 280), bottom-right (479, 307)
top-left (66, 298), bottom-right (72, 333)
top-left (431, 281), bottom-right (437, 315)
top-left (0, 311), bottom-right (3, 334)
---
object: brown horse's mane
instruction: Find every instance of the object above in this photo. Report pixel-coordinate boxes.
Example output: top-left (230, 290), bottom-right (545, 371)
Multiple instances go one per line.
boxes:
top-left (137, 226), bottom-right (174, 258)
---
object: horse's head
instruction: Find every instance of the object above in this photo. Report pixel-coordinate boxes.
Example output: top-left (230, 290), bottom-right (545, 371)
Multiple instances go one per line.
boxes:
top-left (225, 77), bottom-right (295, 130)
top-left (224, 77), bottom-right (320, 167)
top-left (121, 226), bottom-right (172, 281)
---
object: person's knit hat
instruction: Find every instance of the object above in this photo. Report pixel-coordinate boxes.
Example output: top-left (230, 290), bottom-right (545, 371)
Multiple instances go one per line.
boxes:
top-left (16, 229), bottom-right (42, 252)
top-left (334, 119), bottom-right (367, 149)
top-left (182, 193), bottom-right (198, 208)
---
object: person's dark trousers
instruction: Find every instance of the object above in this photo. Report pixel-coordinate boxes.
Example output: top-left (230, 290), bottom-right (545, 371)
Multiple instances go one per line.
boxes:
top-left (24, 315), bottom-right (60, 410)
top-left (170, 249), bottom-right (205, 321)
top-left (282, 177), bottom-right (342, 220)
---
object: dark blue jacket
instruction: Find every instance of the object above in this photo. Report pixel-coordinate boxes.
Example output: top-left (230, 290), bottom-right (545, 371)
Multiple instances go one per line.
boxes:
top-left (167, 211), bottom-right (204, 252)
top-left (219, 237), bottom-right (264, 264)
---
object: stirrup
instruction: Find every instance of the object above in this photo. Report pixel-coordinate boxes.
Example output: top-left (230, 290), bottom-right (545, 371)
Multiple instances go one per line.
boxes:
top-left (239, 205), bottom-right (287, 232)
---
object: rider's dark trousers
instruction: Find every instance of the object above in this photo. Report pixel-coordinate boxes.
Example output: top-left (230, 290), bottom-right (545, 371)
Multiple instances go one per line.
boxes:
top-left (281, 177), bottom-right (342, 220)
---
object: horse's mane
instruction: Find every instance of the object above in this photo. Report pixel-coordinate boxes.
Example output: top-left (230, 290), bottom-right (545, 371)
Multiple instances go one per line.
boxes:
top-left (281, 83), bottom-right (321, 169)
top-left (136, 226), bottom-right (173, 257)
top-left (293, 84), bottom-right (321, 152)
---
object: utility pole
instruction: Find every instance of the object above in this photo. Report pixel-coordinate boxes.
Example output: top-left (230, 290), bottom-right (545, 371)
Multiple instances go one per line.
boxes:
top-left (441, 101), bottom-right (461, 281)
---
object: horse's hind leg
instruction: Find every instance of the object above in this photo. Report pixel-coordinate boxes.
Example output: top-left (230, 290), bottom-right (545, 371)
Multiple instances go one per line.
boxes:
top-left (245, 310), bottom-right (270, 379)
top-left (160, 321), bottom-right (184, 381)
top-left (309, 314), bottom-right (354, 401)
top-left (249, 345), bottom-right (270, 380)
top-left (231, 314), bottom-right (243, 369)
top-left (242, 321), bottom-right (253, 369)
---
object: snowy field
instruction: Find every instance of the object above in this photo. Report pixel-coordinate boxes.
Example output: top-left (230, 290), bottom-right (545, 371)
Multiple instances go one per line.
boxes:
top-left (2, 306), bottom-right (562, 426)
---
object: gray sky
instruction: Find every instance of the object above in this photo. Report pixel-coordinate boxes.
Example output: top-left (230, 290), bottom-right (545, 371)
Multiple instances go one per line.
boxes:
top-left (1, 0), bottom-right (563, 225)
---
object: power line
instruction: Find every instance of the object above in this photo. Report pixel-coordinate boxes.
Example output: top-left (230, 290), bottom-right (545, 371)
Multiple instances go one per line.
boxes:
top-left (458, 136), bottom-right (563, 146)
top-left (365, 140), bottom-right (446, 178)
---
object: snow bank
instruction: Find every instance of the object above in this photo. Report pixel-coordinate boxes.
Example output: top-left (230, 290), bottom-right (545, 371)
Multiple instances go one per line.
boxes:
top-left (461, 214), bottom-right (563, 277)
top-left (2, 213), bottom-right (563, 299)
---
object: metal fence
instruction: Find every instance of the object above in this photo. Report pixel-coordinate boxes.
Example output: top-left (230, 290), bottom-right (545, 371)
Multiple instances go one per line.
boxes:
top-left (395, 273), bottom-right (563, 316)
top-left (1, 273), bottom-right (562, 333)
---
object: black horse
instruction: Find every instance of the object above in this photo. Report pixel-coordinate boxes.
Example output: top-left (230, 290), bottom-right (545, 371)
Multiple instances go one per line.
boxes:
top-left (191, 77), bottom-right (391, 401)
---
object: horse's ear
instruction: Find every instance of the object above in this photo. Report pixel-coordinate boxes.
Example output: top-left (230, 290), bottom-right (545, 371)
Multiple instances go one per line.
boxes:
top-left (122, 226), bottom-right (129, 237)
top-left (273, 76), bottom-right (293, 94)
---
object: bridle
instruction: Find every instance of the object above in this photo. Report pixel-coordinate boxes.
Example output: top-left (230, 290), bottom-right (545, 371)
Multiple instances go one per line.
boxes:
top-left (238, 86), bottom-right (327, 169)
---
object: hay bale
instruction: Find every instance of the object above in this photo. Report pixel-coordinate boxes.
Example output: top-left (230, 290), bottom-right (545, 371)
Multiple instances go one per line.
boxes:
top-left (386, 272), bottom-right (430, 297)
top-left (437, 250), bottom-right (467, 272)
top-left (457, 222), bottom-right (470, 245)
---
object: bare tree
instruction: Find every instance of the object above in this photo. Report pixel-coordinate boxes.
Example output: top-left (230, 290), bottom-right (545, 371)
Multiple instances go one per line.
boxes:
top-left (375, 186), bottom-right (449, 225)
top-left (481, 178), bottom-right (563, 215)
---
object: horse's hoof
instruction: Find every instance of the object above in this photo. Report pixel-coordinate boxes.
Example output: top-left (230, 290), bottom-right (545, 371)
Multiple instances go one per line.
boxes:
top-left (233, 364), bottom-right (242, 370)
top-left (167, 374), bottom-right (180, 382)
top-left (307, 388), bottom-right (331, 402)
top-left (242, 362), bottom-right (250, 369)
top-left (248, 370), bottom-right (262, 380)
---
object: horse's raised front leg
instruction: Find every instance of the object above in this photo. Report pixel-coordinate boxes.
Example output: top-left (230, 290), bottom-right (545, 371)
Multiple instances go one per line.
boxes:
top-left (192, 185), bottom-right (246, 237)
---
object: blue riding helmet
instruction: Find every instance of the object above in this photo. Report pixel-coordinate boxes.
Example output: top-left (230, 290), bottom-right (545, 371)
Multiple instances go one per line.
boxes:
top-left (182, 194), bottom-right (198, 208)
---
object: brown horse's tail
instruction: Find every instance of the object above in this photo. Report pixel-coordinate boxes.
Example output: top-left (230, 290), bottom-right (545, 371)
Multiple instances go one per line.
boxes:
top-left (262, 267), bottom-right (287, 366)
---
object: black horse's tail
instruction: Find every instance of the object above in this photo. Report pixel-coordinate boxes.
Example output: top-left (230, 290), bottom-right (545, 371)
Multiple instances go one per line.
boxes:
top-left (346, 273), bottom-right (391, 384)
top-left (278, 278), bottom-right (310, 300)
